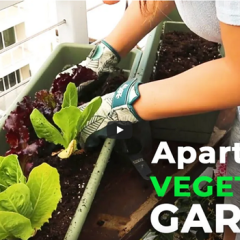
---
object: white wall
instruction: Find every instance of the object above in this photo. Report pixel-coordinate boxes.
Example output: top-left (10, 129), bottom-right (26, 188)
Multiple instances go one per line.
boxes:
top-left (0, 1), bottom-right (23, 11)
top-left (0, 2), bottom-right (25, 32)
top-left (15, 22), bottom-right (26, 41)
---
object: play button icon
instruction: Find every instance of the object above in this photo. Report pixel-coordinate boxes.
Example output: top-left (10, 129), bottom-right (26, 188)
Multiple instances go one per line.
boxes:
top-left (107, 121), bottom-right (133, 139)
top-left (117, 126), bottom-right (124, 134)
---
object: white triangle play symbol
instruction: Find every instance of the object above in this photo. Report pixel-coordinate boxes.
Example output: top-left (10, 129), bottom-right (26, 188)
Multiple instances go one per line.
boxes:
top-left (117, 126), bottom-right (124, 134)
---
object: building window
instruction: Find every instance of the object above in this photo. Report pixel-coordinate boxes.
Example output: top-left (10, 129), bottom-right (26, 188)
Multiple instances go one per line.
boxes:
top-left (0, 69), bottom-right (21, 92)
top-left (0, 65), bottom-right (30, 92)
top-left (3, 76), bottom-right (9, 90)
top-left (3, 27), bottom-right (16, 47)
top-left (0, 32), bottom-right (3, 50)
top-left (0, 26), bottom-right (16, 49)
top-left (0, 23), bottom-right (26, 50)
top-left (0, 79), bottom-right (4, 92)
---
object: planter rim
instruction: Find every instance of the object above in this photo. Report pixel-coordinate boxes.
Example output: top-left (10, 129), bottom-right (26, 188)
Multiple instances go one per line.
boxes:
top-left (0, 42), bottom-right (142, 240)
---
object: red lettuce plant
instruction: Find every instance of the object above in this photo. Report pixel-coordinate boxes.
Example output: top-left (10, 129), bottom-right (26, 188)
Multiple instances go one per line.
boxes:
top-left (3, 65), bottom-right (98, 174)
top-left (51, 64), bottom-right (97, 94)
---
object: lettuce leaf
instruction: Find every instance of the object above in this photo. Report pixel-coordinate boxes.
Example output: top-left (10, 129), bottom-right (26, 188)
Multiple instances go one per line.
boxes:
top-left (30, 109), bottom-right (66, 148)
top-left (0, 155), bottom-right (26, 192)
top-left (62, 82), bottom-right (78, 108)
top-left (78, 96), bottom-right (102, 132)
top-left (53, 106), bottom-right (81, 148)
top-left (0, 211), bottom-right (34, 240)
top-left (27, 163), bottom-right (62, 230)
top-left (50, 65), bottom-right (97, 94)
top-left (0, 155), bottom-right (61, 239)
top-left (0, 183), bottom-right (33, 218)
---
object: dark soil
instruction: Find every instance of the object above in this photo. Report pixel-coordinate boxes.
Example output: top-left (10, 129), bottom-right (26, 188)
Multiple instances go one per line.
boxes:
top-left (78, 73), bottom-right (128, 104)
top-left (30, 74), bottom-right (127, 240)
top-left (30, 152), bottom-right (97, 240)
top-left (151, 31), bottom-right (221, 81)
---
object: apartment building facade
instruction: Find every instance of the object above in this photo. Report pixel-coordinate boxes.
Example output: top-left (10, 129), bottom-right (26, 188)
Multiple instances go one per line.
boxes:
top-left (0, 0), bottom-right (58, 112)
top-left (0, 0), bottom-right (144, 116)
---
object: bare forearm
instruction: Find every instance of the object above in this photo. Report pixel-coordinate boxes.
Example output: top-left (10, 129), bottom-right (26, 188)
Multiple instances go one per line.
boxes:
top-left (105, 1), bottom-right (176, 57)
top-left (134, 58), bottom-right (240, 121)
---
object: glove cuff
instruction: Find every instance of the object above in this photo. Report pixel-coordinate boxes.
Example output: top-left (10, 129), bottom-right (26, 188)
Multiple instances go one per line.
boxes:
top-left (85, 40), bottom-right (120, 74)
top-left (112, 78), bottom-right (143, 121)
top-left (102, 40), bottom-right (121, 62)
top-left (87, 40), bottom-right (121, 63)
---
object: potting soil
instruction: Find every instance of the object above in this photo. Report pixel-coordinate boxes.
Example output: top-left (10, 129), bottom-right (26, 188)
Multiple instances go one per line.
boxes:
top-left (151, 31), bottom-right (221, 81)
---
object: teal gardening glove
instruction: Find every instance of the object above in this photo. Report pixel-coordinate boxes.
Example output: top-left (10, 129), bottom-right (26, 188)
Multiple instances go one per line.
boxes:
top-left (58, 40), bottom-right (120, 75)
top-left (55, 40), bottom-right (121, 93)
top-left (78, 78), bottom-right (143, 149)
top-left (80, 40), bottom-right (121, 75)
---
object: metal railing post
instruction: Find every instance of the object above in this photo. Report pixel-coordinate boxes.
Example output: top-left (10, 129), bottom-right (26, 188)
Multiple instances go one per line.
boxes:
top-left (56, 0), bottom-right (89, 44)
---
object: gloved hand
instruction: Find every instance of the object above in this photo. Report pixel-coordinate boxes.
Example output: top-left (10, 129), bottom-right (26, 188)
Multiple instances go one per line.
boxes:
top-left (81, 40), bottom-right (121, 75)
top-left (56, 40), bottom-right (121, 94)
top-left (78, 78), bottom-right (143, 149)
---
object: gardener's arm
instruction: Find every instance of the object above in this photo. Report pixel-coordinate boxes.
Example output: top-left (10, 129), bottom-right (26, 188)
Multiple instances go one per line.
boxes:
top-left (105, 1), bottom-right (176, 57)
top-left (133, 22), bottom-right (240, 121)
top-left (60, 1), bottom-right (175, 83)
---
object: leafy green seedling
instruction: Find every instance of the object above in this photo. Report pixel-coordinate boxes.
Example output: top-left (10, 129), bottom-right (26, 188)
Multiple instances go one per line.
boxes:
top-left (30, 82), bottom-right (102, 159)
top-left (0, 154), bottom-right (61, 240)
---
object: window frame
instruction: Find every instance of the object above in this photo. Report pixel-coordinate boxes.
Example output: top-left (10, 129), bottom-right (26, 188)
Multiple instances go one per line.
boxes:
top-left (0, 69), bottom-right (22, 92)
top-left (0, 26), bottom-right (17, 49)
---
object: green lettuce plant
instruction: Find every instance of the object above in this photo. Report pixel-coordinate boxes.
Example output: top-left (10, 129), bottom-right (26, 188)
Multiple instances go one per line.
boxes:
top-left (0, 154), bottom-right (62, 240)
top-left (30, 82), bottom-right (102, 159)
